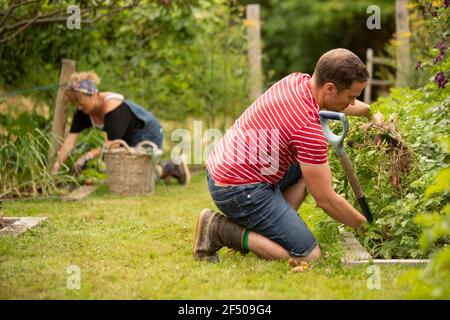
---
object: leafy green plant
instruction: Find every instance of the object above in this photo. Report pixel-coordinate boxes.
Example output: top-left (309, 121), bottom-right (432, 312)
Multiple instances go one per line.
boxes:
top-left (0, 129), bottom-right (75, 198)
top-left (411, 0), bottom-right (450, 88)
top-left (397, 137), bottom-right (450, 299)
top-left (327, 0), bottom-right (449, 259)
top-left (329, 83), bottom-right (449, 259)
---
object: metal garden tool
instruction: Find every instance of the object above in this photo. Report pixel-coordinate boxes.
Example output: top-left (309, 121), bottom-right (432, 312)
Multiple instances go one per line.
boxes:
top-left (318, 110), bottom-right (374, 223)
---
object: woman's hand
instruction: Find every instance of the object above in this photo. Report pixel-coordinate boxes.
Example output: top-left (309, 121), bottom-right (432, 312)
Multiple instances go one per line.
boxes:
top-left (71, 152), bottom-right (93, 176)
top-left (51, 133), bottom-right (79, 175)
top-left (51, 161), bottom-right (61, 175)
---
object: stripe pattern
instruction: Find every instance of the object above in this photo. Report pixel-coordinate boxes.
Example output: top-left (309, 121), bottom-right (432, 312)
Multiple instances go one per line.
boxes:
top-left (207, 73), bottom-right (328, 185)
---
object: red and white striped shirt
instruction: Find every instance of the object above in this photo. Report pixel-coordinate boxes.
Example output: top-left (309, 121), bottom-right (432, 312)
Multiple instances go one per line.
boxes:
top-left (207, 73), bottom-right (328, 185)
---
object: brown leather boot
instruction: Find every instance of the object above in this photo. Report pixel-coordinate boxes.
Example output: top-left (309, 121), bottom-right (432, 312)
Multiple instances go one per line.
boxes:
top-left (193, 208), bottom-right (246, 263)
top-left (160, 156), bottom-right (191, 185)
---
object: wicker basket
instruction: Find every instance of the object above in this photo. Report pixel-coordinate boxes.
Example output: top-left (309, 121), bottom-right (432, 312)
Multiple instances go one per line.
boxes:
top-left (103, 139), bottom-right (161, 195)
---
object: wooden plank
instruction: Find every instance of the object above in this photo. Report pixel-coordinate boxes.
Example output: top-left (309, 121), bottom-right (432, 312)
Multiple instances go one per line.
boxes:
top-left (372, 57), bottom-right (395, 66)
top-left (48, 59), bottom-right (76, 161)
top-left (347, 259), bottom-right (430, 266)
top-left (62, 185), bottom-right (98, 201)
top-left (365, 48), bottom-right (395, 104)
top-left (370, 79), bottom-right (394, 86)
top-left (246, 4), bottom-right (263, 102)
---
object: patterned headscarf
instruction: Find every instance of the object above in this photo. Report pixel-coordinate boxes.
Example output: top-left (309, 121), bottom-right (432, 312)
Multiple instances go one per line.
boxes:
top-left (68, 79), bottom-right (98, 95)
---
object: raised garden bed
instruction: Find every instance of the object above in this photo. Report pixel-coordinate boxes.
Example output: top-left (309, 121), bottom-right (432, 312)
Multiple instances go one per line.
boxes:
top-left (339, 229), bottom-right (430, 266)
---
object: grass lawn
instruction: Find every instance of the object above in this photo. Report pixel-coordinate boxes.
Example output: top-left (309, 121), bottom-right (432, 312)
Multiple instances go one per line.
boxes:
top-left (0, 171), bottom-right (423, 299)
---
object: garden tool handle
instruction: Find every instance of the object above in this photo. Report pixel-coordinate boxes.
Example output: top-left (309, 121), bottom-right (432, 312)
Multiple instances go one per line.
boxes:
top-left (318, 111), bottom-right (373, 223)
top-left (339, 155), bottom-right (364, 199)
top-left (318, 111), bottom-right (349, 157)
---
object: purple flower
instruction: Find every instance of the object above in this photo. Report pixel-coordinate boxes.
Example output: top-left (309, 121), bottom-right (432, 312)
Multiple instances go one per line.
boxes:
top-left (428, 3), bottom-right (438, 16)
top-left (433, 41), bottom-right (447, 64)
top-left (415, 61), bottom-right (422, 70)
top-left (436, 41), bottom-right (447, 57)
top-left (434, 72), bottom-right (448, 89)
top-left (444, 0), bottom-right (449, 9)
top-left (433, 56), bottom-right (441, 64)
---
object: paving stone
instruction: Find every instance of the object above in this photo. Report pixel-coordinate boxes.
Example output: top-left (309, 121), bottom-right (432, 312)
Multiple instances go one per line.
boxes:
top-left (0, 217), bottom-right (47, 237)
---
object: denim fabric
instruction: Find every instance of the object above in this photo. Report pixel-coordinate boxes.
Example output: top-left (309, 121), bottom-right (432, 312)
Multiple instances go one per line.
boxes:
top-left (207, 163), bottom-right (317, 257)
top-left (124, 100), bottom-right (164, 149)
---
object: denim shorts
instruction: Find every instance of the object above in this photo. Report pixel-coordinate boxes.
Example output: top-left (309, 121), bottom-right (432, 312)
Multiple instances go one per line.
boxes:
top-left (129, 124), bottom-right (164, 149)
top-left (207, 164), bottom-right (317, 257)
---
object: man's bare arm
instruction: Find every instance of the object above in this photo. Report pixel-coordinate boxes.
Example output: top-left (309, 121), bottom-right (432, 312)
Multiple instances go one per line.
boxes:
top-left (300, 162), bottom-right (367, 231)
top-left (343, 99), bottom-right (370, 117)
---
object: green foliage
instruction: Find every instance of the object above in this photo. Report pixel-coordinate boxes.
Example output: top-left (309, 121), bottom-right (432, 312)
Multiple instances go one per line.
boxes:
top-left (0, 0), bottom-right (249, 194)
top-left (0, 128), bottom-right (75, 198)
top-left (0, 0), bottom-right (249, 124)
top-left (0, 110), bottom-right (48, 138)
top-left (329, 82), bottom-right (449, 259)
top-left (411, 0), bottom-right (450, 88)
top-left (397, 138), bottom-right (450, 299)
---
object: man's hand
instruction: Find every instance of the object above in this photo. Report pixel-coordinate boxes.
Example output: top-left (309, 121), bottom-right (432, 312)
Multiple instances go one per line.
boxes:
top-left (371, 111), bottom-right (384, 124)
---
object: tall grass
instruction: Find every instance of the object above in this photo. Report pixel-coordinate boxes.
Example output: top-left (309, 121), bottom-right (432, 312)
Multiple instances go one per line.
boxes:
top-left (0, 129), bottom-right (75, 198)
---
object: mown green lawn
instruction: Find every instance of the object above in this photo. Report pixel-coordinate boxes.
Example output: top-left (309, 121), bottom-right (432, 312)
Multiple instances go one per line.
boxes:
top-left (0, 171), bottom-right (423, 299)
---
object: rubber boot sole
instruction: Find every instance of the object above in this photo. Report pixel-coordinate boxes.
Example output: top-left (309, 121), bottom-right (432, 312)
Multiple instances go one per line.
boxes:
top-left (192, 208), bottom-right (220, 263)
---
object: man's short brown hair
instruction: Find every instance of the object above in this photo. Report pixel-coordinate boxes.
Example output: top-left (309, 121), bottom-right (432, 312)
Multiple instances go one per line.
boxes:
top-left (313, 48), bottom-right (369, 92)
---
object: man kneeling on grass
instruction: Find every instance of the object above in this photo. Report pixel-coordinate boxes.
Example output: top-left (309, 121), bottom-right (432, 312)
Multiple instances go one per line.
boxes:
top-left (193, 48), bottom-right (374, 271)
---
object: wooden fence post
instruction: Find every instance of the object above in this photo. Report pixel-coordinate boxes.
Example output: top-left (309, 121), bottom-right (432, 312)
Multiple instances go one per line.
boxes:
top-left (395, 0), bottom-right (411, 87)
top-left (364, 48), bottom-right (394, 104)
top-left (246, 4), bottom-right (263, 102)
top-left (0, 200), bottom-right (3, 228)
top-left (48, 59), bottom-right (75, 161)
top-left (364, 48), bottom-right (374, 104)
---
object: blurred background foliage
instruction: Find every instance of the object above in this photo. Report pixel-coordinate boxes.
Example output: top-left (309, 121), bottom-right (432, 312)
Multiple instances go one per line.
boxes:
top-left (0, 0), bottom-right (249, 125)
top-left (1, 0), bottom-right (398, 121)
top-left (240, 0), bottom-right (395, 86)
